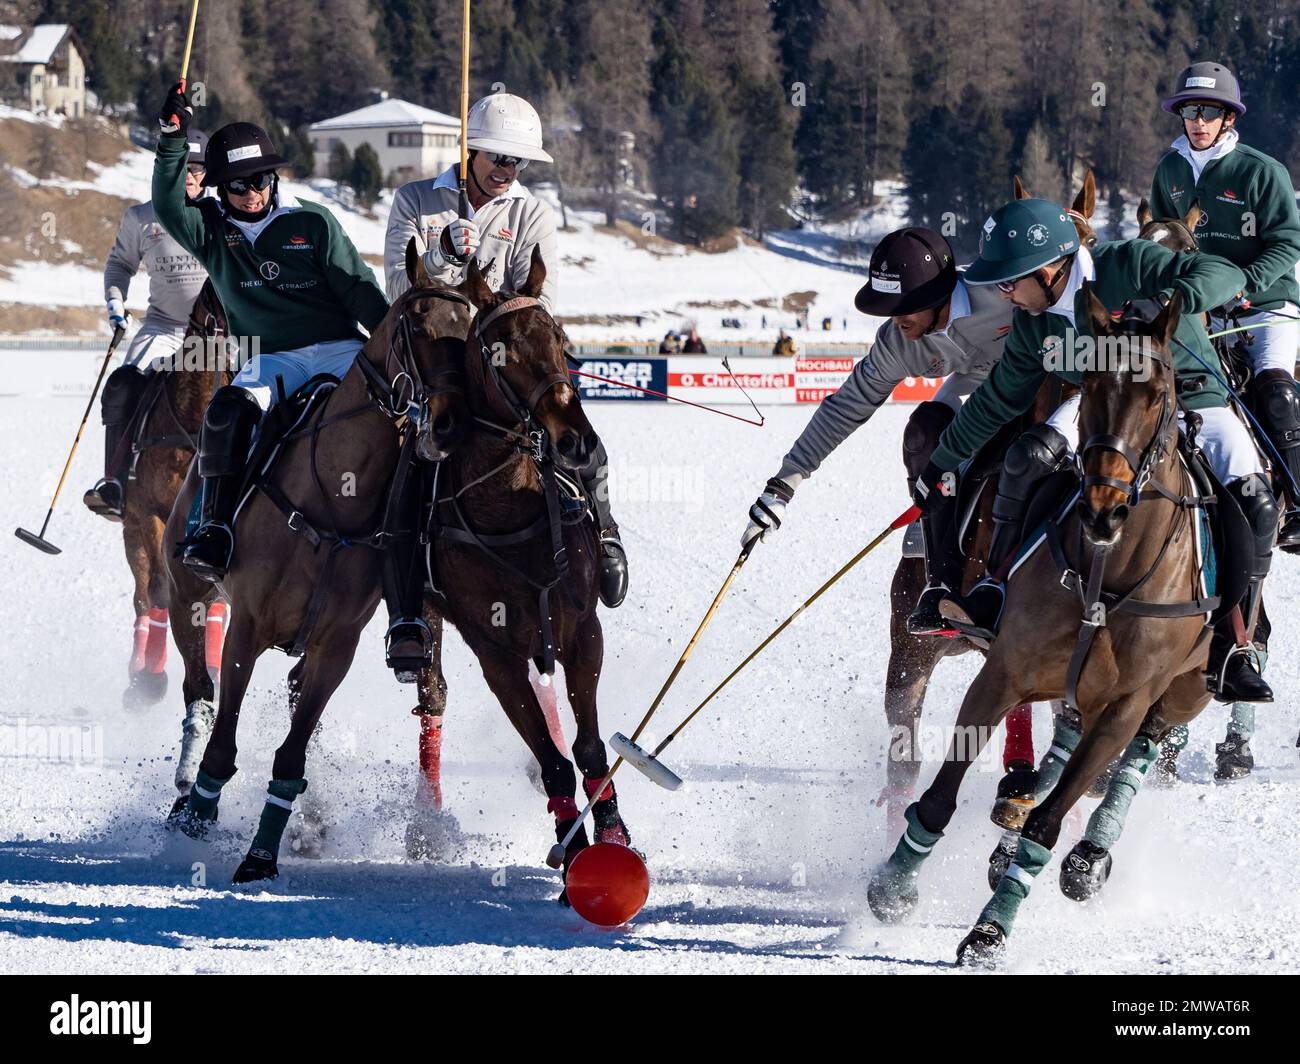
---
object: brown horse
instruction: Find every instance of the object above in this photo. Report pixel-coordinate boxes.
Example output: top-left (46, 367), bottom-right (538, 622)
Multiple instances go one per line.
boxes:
top-left (882, 172), bottom-right (1097, 831)
top-left (119, 281), bottom-right (231, 709)
top-left (870, 288), bottom-right (1216, 964)
top-left (164, 245), bottom-right (473, 882)
top-left (421, 246), bottom-right (633, 888)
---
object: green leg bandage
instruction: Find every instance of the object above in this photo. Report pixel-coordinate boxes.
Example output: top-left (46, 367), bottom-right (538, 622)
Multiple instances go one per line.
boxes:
top-left (887, 802), bottom-right (944, 876)
top-left (979, 836), bottom-right (1051, 934)
top-left (249, 778), bottom-right (308, 858)
top-left (1163, 723), bottom-right (1189, 754)
top-left (1084, 736), bottom-right (1157, 850)
top-left (187, 767), bottom-right (233, 820)
top-left (1035, 712), bottom-right (1081, 800)
top-left (1229, 648), bottom-right (1262, 739)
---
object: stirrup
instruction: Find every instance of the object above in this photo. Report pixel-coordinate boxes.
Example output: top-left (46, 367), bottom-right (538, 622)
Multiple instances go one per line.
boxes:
top-left (83, 478), bottom-right (124, 522)
top-left (181, 523), bottom-right (235, 582)
top-left (906, 583), bottom-right (958, 636)
top-left (938, 578), bottom-right (1004, 650)
top-left (386, 618), bottom-right (432, 683)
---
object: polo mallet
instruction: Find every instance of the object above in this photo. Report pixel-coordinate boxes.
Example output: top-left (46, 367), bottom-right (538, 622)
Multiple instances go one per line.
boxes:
top-left (168, 0), bottom-right (202, 128)
top-left (15, 325), bottom-right (127, 555)
top-left (457, 0), bottom-right (471, 219)
top-left (544, 539), bottom-right (759, 868)
top-left (613, 504), bottom-right (921, 790)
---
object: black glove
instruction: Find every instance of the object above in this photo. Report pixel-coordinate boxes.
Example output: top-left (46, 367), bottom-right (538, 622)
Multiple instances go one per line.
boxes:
top-left (1119, 296), bottom-right (1167, 328)
top-left (1215, 292), bottom-right (1251, 317)
top-left (159, 81), bottom-right (191, 135)
top-left (911, 460), bottom-right (956, 512)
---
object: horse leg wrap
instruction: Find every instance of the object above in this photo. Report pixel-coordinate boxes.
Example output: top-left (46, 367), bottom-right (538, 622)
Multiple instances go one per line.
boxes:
top-left (980, 836), bottom-right (1051, 934)
top-left (1163, 723), bottom-right (1189, 754)
top-left (887, 802), bottom-right (944, 876)
top-left (187, 767), bottom-right (233, 821)
top-left (584, 777), bottom-right (630, 845)
top-left (205, 601), bottom-right (227, 683)
top-left (249, 778), bottom-right (308, 859)
top-left (1035, 710), bottom-right (1081, 800)
top-left (1003, 704), bottom-right (1035, 769)
top-left (416, 714), bottom-right (444, 810)
top-left (144, 607), bottom-right (169, 673)
top-left (1229, 648), bottom-right (1265, 739)
top-left (1084, 736), bottom-right (1157, 851)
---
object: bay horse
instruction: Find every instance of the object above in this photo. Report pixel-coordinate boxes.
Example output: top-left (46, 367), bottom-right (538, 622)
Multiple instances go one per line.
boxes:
top-left (164, 242), bottom-right (473, 883)
top-left (883, 172), bottom-right (1097, 833)
top-left (869, 288), bottom-right (1217, 965)
top-left (422, 247), bottom-right (633, 890)
top-left (118, 281), bottom-right (231, 709)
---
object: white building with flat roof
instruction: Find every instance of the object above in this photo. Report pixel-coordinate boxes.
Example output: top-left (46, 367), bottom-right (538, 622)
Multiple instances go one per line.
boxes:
top-left (308, 97), bottom-right (461, 185)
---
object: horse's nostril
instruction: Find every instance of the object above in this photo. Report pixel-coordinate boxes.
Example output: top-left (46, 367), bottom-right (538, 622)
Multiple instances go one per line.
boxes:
top-left (434, 411), bottom-right (453, 434)
top-left (557, 432), bottom-right (581, 458)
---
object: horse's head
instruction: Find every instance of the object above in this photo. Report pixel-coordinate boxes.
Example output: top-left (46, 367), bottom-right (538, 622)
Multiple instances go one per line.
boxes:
top-left (1076, 281), bottom-right (1182, 546)
top-left (1136, 199), bottom-right (1201, 252)
top-left (373, 238), bottom-right (473, 461)
top-left (1015, 169), bottom-right (1098, 248)
top-left (460, 247), bottom-right (594, 473)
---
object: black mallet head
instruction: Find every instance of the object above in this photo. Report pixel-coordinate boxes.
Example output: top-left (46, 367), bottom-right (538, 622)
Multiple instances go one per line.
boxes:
top-left (15, 527), bottom-right (60, 555)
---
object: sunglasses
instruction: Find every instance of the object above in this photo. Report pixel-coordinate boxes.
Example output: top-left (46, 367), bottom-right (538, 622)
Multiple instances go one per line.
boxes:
top-left (186, 165), bottom-right (206, 176)
top-left (224, 171), bottom-right (275, 195)
top-left (995, 278), bottom-right (1021, 294)
top-left (1176, 103), bottom-right (1228, 122)
top-left (488, 153), bottom-right (529, 171)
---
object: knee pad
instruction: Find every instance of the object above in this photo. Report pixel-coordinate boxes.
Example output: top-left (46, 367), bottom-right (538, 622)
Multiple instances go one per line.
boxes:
top-left (1233, 475), bottom-right (1278, 546)
top-left (198, 387), bottom-right (261, 477)
top-left (1003, 423), bottom-right (1070, 482)
top-left (101, 365), bottom-right (149, 424)
top-left (902, 401), bottom-right (956, 477)
top-left (1253, 372), bottom-right (1300, 448)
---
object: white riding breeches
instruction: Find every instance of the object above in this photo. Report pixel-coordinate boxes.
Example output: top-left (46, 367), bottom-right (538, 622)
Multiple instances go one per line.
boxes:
top-left (230, 339), bottom-right (364, 411)
top-left (1043, 394), bottom-right (1262, 485)
top-left (1211, 303), bottom-right (1300, 376)
top-left (123, 323), bottom-right (187, 370)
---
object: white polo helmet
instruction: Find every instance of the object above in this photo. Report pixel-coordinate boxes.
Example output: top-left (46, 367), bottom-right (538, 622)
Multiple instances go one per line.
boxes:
top-left (466, 93), bottom-right (553, 163)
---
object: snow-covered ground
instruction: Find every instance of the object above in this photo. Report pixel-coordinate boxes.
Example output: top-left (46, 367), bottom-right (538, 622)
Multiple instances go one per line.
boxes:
top-left (2, 371), bottom-right (1298, 974)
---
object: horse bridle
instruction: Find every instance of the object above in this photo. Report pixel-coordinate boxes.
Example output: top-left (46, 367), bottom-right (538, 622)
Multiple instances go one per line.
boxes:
top-left (471, 294), bottom-right (570, 460)
top-left (360, 286), bottom-right (470, 435)
top-left (1080, 346), bottom-right (1178, 507)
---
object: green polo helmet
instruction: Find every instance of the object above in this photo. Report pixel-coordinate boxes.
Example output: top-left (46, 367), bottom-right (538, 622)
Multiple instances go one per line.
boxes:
top-left (964, 199), bottom-right (1080, 286)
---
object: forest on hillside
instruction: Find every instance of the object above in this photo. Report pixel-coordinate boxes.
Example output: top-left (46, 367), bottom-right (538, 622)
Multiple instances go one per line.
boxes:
top-left (7, 0), bottom-right (1300, 254)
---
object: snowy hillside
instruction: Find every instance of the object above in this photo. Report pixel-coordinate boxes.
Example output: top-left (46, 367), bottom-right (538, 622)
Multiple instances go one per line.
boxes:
top-left (0, 113), bottom-right (883, 345)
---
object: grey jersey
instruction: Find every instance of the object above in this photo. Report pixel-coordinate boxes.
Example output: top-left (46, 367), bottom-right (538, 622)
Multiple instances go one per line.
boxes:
top-left (103, 200), bottom-right (208, 329)
top-left (777, 279), bottom-right (1014, 489)
top-left (385, 166), bottom-right (558, 310)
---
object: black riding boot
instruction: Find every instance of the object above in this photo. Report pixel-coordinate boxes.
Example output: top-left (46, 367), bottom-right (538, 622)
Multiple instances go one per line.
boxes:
top-left (944, 423), bottom-right (1071, 642)
top-left (181, 387), bottom-right (262, 582)
top-left (84, 364), bottom-right (149, 521)
top-left (1208, 474), bottom-right (1276, 703)
top-left (906, 494), bottom-right (961, 635)
top-left (381, 461), bottom-right (432, 682)
top-left (1251, 370), bottom-right (1300, 552)
top-left (579, 438), bottom-right (628, 608)
top-left (903, 400), bottom-right (959, 635)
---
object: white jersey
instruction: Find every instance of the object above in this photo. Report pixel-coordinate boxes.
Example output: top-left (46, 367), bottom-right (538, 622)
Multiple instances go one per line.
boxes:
top-left (384, 165), bottom-right (558, 310)
top-left (104, 201), bottom-right (208, 330)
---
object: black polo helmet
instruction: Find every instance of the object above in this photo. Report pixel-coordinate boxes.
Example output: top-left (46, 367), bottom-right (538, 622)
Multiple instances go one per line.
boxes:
top-left (185, 129), bottom-right (209, 166)
top-left (1162, 61), bottom-right (1246, 116)
top-left (855, 227), bottom-right (958, 316)
top-left (202, 122), bottom-right (287, 187)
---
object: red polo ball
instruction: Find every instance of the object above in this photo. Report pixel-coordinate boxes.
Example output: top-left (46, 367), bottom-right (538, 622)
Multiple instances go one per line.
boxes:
top-left (565, 843), bottom-right (650, 927)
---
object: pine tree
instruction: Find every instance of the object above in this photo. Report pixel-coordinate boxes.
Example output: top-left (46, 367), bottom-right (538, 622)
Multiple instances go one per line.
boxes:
top-left (329, 141), bottom-right (353, 183)
top-left (351, 141), bottom-right (383, 205)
